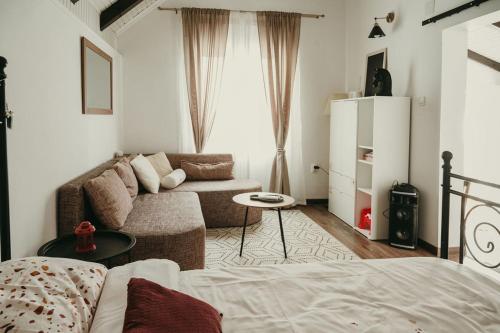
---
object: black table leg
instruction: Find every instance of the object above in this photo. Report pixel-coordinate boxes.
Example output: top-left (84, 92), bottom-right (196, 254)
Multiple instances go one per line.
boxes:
top-left (278, 208), bottom-right (287, 258)
top-left (239, 207), bottom-right (249, 256)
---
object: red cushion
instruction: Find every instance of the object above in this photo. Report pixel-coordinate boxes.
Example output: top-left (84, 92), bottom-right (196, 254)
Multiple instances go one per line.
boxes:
top-left (123, 278), bottom-right (222, 333)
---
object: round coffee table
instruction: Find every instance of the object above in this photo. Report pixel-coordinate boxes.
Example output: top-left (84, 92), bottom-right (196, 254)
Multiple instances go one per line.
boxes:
top-left (37, 230), bottom-right (136, 268)
top-left (233, 192), bottom-right (294, 258)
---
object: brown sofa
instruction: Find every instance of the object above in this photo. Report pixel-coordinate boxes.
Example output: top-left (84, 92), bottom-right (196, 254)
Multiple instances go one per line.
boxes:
top-left (57, 153), bottom-right (262, 270)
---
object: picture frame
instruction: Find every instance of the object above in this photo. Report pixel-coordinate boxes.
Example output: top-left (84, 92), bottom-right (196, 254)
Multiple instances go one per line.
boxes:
top-left (364, 48), bottom-right (387, 97)
top-left (81, 37), bottom-right (113, 115)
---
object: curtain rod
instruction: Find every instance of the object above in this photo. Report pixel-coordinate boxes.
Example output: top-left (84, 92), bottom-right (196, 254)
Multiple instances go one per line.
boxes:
top-left (157, 7), bottom-right (325, 19)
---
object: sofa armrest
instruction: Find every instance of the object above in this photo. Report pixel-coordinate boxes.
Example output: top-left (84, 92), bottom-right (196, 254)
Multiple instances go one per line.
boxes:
top-left (166, 153), bottom-right (233, 169)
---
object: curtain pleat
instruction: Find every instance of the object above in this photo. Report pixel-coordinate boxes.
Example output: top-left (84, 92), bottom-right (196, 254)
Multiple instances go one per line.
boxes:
top-left (257, 11), bottom-right (301, 195)
top-left (182, 8), bottom-right (230, 153)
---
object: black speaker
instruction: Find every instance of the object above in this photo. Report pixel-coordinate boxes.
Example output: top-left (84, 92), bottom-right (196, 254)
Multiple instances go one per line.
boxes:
top-left (389, 183), bottom-right (419, 249)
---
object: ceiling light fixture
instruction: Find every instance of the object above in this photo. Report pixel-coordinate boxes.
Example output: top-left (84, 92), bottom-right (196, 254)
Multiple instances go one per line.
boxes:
top-left (369, 12), bottom-right (395, 38)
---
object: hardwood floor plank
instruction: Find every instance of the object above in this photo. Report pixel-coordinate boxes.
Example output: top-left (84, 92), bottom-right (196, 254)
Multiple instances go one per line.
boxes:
top-left (298, 205), bottom-right (435, 259)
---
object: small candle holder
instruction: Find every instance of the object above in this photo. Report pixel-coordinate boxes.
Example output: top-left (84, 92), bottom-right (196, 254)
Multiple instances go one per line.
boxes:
top-left (74, 221), bottom-right (96, 253)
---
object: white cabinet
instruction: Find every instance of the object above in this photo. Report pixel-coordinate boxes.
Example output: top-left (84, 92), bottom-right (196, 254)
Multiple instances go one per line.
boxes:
top-left (328, 97), bottom-right (411, 240)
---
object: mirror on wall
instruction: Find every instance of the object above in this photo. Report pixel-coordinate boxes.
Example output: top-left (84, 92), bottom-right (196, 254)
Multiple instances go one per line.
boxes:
top-left (81, 37), bottom-right (112, 114)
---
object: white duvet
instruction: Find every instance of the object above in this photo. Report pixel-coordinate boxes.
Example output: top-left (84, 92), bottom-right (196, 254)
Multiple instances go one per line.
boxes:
top-left (91, 257), bottom-right (500, 333)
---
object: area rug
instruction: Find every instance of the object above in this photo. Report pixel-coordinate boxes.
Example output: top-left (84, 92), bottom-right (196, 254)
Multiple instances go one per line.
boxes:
top-left (205, 209), bottom-right (359, 269)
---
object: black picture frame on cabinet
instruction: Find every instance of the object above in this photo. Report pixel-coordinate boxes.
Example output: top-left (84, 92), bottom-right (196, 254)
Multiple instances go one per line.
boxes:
top-left (364, 48), bottom-right (387, 97)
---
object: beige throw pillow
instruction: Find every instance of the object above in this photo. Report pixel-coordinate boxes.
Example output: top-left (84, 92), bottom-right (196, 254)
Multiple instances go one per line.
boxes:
top-left (161, 169), bottom-right (187, 189)
top-left (113, 159), bottom-right (139, 199)
top-left (130, 154), bottom-right (160, 193)
top-left (147, 152), bottom-right (173, 178)
top-left (181, 161), bottom-right (234, 181)
top-left (84, 169), bottom-right (133, 229)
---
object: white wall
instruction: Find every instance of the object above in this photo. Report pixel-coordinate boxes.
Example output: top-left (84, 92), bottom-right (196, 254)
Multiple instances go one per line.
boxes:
top-left (118, 0), bottom-right (346, 199)
top-left (0, 0), bottom-right (124, 257)
top-left (345, 0), bottom-right (500, 247)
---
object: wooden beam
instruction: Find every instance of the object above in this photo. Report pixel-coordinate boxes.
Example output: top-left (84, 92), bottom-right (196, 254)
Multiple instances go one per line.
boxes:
top-left (468, 49), bottom-right (500, 72)
top-left (422, 0), bottom-right (491, 26)
top-left (493, 21), bottom-right (500, 28)
top-left (100, 0), bottom-right (144, 31)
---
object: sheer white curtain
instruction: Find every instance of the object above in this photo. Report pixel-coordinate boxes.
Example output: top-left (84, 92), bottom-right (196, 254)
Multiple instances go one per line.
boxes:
top-left (178, 12), bottom-right (305, 203)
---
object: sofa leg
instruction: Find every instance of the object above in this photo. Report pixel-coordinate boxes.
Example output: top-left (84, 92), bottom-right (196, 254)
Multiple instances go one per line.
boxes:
top-left (239, 207), bottom-right (249, 256)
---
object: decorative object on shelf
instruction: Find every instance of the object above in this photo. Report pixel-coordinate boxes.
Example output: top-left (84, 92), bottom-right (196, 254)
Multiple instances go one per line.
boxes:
top-left (368, 11), bottom-right (395, 38)
top-left (363, 151), bottom-right (374, 162)
top-left (74, 221), bottom-right (96, 253)
top-left (348, 91), bottom-right (363, 99)
top-left (359, 208), bottom-right (372, 231)
top-left (364, 48), bottom-right (387, 97)
top-left (373, 68), bottom-right (392, 96)
top-left (324, 92), bottom-right (349, 115)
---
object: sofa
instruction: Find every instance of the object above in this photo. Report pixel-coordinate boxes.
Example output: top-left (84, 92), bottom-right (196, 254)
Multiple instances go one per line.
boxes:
top-left (57, 153), bottom-right (262, 270)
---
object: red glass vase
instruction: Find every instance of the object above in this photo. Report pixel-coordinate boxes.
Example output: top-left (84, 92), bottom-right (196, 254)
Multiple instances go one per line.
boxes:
top-left (75, 221), bottom-right (96, 253)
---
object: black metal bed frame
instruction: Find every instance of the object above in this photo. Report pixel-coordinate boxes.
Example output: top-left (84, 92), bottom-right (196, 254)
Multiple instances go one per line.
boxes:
top-left (441, 151), bottom-right (500, 269)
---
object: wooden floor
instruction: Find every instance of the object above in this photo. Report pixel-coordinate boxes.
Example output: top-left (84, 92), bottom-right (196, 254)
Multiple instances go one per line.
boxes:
top-left (298, 204), bottom-right (435, 260)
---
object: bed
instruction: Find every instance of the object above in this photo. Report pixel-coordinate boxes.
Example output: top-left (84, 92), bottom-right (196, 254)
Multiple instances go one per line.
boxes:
top-left (89, 151), bottom-right (500, 332)
top-left (2, 151), bottom-right (500, 332)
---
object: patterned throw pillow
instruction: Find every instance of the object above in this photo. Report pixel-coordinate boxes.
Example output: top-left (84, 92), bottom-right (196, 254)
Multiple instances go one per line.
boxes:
top-left (0, 257), bottom-right (107, 333)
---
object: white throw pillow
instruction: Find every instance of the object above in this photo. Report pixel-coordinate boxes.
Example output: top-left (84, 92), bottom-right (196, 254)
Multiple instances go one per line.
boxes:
top-left (161, 169), bottom-right (187, 189)
top-left (130, 154), bottom-right (160, 193)
top-left (146, 152), bottom-right (174, 178)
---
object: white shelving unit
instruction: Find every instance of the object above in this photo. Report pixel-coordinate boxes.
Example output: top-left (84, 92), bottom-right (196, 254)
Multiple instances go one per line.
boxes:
top-left (328, 97), bottom-right (411, 240)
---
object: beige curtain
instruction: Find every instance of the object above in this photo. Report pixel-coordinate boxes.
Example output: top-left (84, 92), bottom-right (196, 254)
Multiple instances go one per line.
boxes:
top-left (257, 11), bottom-right (301, 195)
top-left (182, 8), bottom-right (230, 153)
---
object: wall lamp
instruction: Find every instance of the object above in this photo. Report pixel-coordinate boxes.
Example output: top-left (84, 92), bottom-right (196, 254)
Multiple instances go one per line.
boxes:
top-left (369, 12), bottom-right (395, 38)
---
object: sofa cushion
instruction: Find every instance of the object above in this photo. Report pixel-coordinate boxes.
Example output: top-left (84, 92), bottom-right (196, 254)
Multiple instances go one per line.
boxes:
top-left (167, 179), bottom-right (261, 193)
top-left (161, 169), bottom-right (186, 189)
top-left (130, 154), bottom-right (160, 194)
top-left (84, 169), bottom-right (133, 230)
top-left (166, 179), bottom-right (262, 228)
top-left (147, 152), bottom-right (174, 178)
top-left (181, 161), bottom-right (234, 181)
top-left (113, 159), bottom-right (139, 199)
top-left (120, 192), bottom-right (205, 270)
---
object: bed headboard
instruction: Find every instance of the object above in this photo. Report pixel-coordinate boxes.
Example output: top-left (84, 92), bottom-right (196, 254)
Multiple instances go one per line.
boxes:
top-left (441, 151), bottom-right (500, 269)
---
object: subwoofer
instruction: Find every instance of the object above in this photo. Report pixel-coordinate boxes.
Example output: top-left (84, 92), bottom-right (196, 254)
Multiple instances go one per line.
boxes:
top-left (389, 183), bottom-right (419, 249)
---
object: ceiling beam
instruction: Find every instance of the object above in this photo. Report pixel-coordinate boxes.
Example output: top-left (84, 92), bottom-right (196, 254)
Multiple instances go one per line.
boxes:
top-left (468, 50), bottom-right (500, 72)
top-left (100, 0), bottom-right (144, 31)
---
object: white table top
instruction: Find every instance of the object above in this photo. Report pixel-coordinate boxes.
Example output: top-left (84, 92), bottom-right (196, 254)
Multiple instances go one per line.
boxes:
top-left (232, 192), bottom-right (295, 209)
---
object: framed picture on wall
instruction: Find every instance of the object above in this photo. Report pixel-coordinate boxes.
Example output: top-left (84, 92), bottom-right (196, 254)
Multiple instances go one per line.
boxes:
top-left (364, 48), bottom-right (387, 97)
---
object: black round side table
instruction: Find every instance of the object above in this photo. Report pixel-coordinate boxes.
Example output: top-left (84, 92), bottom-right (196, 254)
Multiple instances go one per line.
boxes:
top-left (37, 230), bottom-right (136, 268)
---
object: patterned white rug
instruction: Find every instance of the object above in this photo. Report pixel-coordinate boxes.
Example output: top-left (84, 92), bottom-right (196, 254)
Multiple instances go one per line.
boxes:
top-left (206, 209), bottom-right (359, 269)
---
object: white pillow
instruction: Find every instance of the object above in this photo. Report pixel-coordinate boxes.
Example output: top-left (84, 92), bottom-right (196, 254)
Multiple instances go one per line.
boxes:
top-left (161, 169), bottom-right (186, 189)
top-left (146, 152), bottom-right (173, 178)
top-left (130, 154), bottom-right (160, 193)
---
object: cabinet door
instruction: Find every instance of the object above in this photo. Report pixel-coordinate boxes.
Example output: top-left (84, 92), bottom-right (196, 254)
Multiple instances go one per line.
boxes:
top-left (330, 101), bottom-right (357, 177)
top-left (330, 104), bottom-right (343, 172)
top-left (342, 105), bottom-right (358, 179)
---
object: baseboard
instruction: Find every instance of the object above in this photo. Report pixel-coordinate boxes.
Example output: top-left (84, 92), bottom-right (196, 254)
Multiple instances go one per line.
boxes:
top-left (418, 239), bottom-right (438, 256)
top-left (306, 199), bottom-right (328, 205)
top-left (418, 238), bottom-right (460, 258)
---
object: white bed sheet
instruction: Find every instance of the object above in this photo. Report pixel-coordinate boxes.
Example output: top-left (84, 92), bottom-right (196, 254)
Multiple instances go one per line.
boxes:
top-left (91, 257), bottom-right (500, 333)
top-left (179, 257), bottom-right (500, 333)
